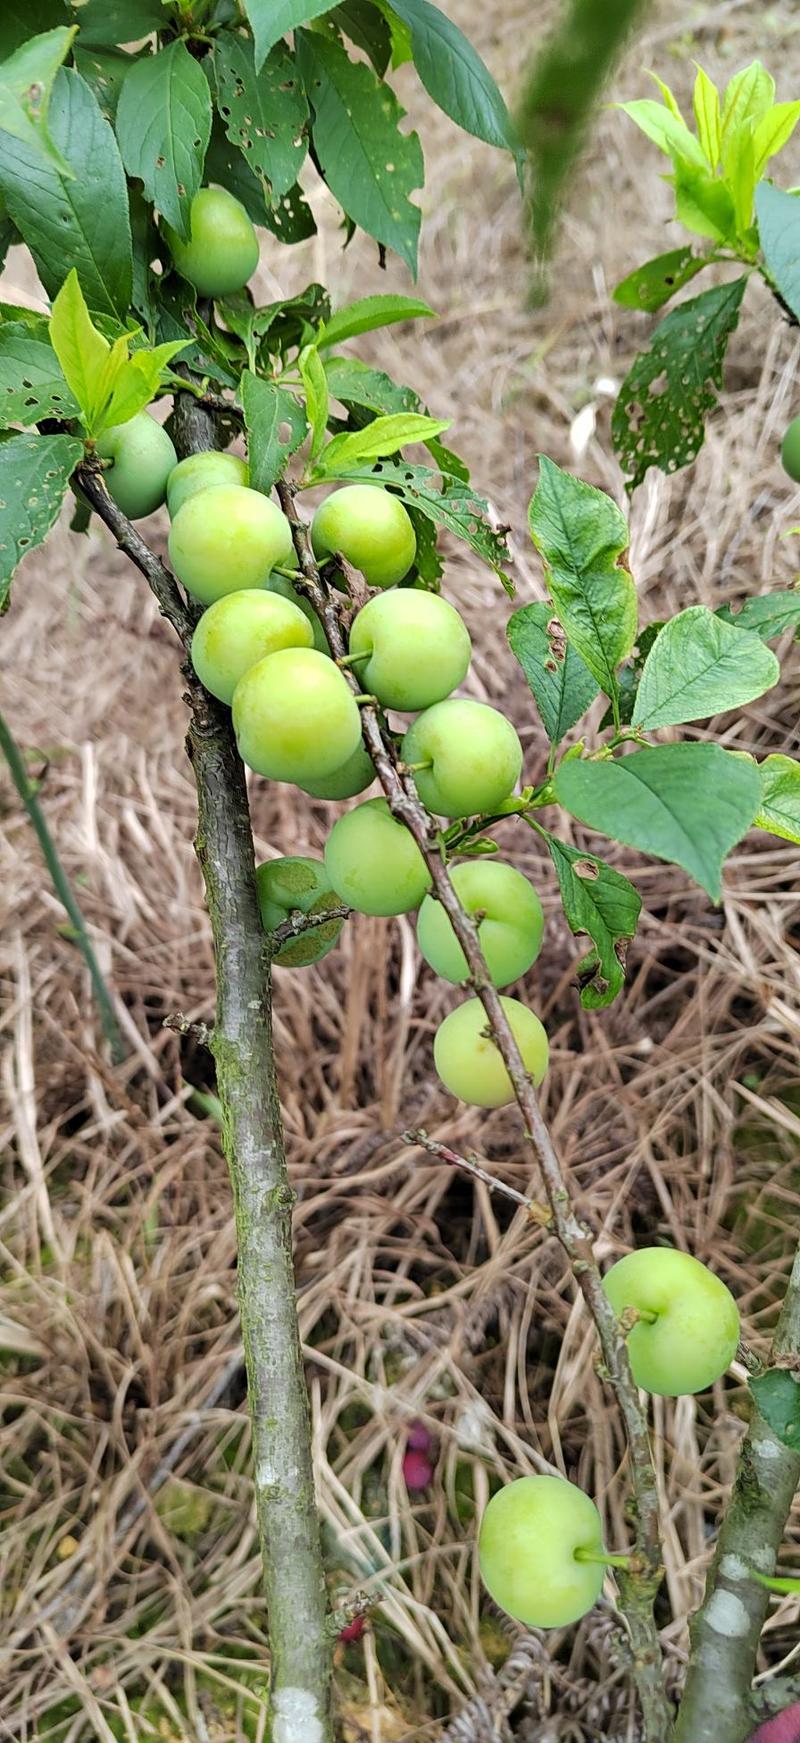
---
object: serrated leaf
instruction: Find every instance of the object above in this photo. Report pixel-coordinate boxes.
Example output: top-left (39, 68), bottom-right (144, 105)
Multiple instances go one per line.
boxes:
top-left (554, 742), bottom-right (761, 901)
top-left (240, 371), bottom-right (308, 493)
top-left (528, 456), bottom-right (636, 705)
top-left (388, 0), bottom-right (521, 160)
top-left (750, 1369), bottom-right (800, 1450)
top-left (324, 354), bottom-right (419, 415)
top-left (756, 182), bottom-right (800, 322)
top-left (320, 456), bottom-right (513, 591)
top-left (617, 97), bottom-right (707, 170)
top-left (212, 32), bottom-right (307, 201)
top-left (298, 343), bottom-right (328, 464)
top-left (319, 293), bottom-right (435, 348)
top-left (0, 433), bottom-right (83, 609)
top-left (426, 435), bottom-right (469, 482)
top-left (753, 754), bottom-right (800, 843)
top-left (115, 40), bottom-right (211, 239)
top-left (48, 267), bottom-right (110, 429)
top-left (693, 65), bottom-right (721, 168)
top-left (315, 411), bottom-right (450, 476)
top-left (612, 277), bottom-right (747, 492)
top-left (507, 601), bottom-right (599, 744)
top-left (0, 67), bottom-right (132, 319)
top-left (633, 604), bottom-right (779, 729)
top-left (297, 30), bottom-right (422, 274)
top-left (721, 61), bottom-right (774, 158)
top-left (242, 0), bottom-right (337, 71)
top-left (67, 0), bottom-right (163, 45)
top-left (0, 324), bottom-right (77, 426)
top-left (753, 101), bottom-right (800, 176)
top-left (717, 591), bottom-right (800, 642)
top-left (544, 834), bottom-right (641, 1008)
top-left (613, 247), bottom-right (708, 313)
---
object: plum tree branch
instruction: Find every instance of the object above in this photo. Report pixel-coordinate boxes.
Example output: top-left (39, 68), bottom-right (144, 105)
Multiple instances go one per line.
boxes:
top-left (276, 480), bottom-right (672, 1742)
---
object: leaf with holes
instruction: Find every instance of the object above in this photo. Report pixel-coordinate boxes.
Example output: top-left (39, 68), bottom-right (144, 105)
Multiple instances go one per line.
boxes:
top-left (756, 182), bottom-right (800, 322)
top-left (717, 591), bottom-right (800, 642)
top-left (314, 412), bottom-right (450, 477)
top-left (613, 247), bottom-right (708, 313)
top-left (212, 32), bottom-right (308, 201)
top-left (241, 372), bottom-right (308, 493)
top-left (0, 433), bottom-right (83, 610)
top-left (544, 834), bottom-right (641, 1008)
top-left (508, 601), bottom-right (599, 744)
top-left (242, 0), bottom-right (338, 71)
top-left (319, 293), bottom-right (435, 348)
top-left (750, 1369), bottom-right (800, 1452)
top-left (204, 117), bottom-right (317, 243)
top-left (115, 40), bottom-right (212, 240)
top-left (753, 755), bottom-right (800, 844)
top-left (331, 1), bottom-right (391, 73)
top-left (612, 277), bottom-right (747, 491)
top-left (634, 604), bottom-right (779, 729)
top-left (327, 457), bottom-right (513, 590)
top-left (73, 45), bottom-right (141, 123)
top-left (0, 325), bottom-right (77, 427)
top-left (324, 355), bottom-right (419, 416)
top-left (554, 742), bottom-right (761, 901)
top-left (297, 30), bottom-right (423, 275)
top-left (406, 504), bottom-right (442, 588)
top-left (528, 456), bottom-right (636, 707)
top-left (388, 0), bottom-right (522, 161)
top-left (0, 26), bottom-right (77, 176)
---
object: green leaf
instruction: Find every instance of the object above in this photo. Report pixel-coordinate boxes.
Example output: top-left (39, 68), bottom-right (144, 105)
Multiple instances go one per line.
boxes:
top-left (387, 0), bottom-right (522, 160)
top-left (633, 604), bottom-right (779, 729)
top-left (319, 293), bottom-right (435, 348)
top-left (726, 123), bottom-right (757, 234)
top-left (212, 32), bottom-right (307, 201)
top-left (749, 1369), bottom-right (800, 1451)
top-left (617, 98), bottom-right (707, 170)
top-left (97, 338), bottom-right (187, 432)
top-left (753, 101), bottom-right (800, 176)
top-left (0, 432), bottom-right (83, 610)
top-left (753, 1570), bottom-right (800, 1595)
top-left (753, 754), bottom-right (800, 843)
top-left (671, 163), bottom-right (736, 242)
top-left (321, 456), bottom-right (513, 590)
top-left (528, 456), bottom-right (636, 706)
top-left (693, 65), bottom-right (721, 169)
top-left (0, 324), bottom-right (77, 426)
top-left (240, 370), bottom-right (308, 493)
top-left (721, 61), bottom-right (774, 159)
top-left (242, 0), bottom-right (338, 70)
top-left (331, 1), bottom-right (391, 73)
top-left (613, 247), bottom-right (708, 313)
top-left (0, 67), bottom-right (132, 319)
top-left (48, 266), bottom-right (110, 429)
top-left (115, 40), bottom-right (211, 239)
top-left (0, 2), bottom-right (71, 60)
top-left (298, 343), bottom-right (329, 464)
top-left (646, 71), bottom-right (684, 122)
top-left (0, 26), bottom-right (76, 176)
top-left (554, 742), bottom-right (761, 901)
top-left (315, 411), bottom-right (450, 475)
top-left (406, 502), bottom-right (442, 587)
top-left (612, 278), bottom-right (747, 492)
top-left (717, 590), bottom-right (800, 642)
top-left (67, 0), bottom-right (163, 45)
top-left (73, 45), bottom-right (140, 122)
top-left (544, 834), bottom-right (641, 1009)
top-left (507, 601), bottom-right (599, 745)
top-left (297, 30), bottom-right (423, 275)
top-left (324, 354), bottom-right (419, 415)
top-left (756, 181), bottom-right (800, 322)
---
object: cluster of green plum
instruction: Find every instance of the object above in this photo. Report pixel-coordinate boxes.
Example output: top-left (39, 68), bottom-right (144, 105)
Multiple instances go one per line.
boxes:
top-left (479, 1248), bottom-right (740, 1629)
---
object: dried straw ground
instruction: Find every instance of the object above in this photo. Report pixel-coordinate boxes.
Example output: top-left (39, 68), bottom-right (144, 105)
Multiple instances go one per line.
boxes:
top-left (3, 2), bottom-right (800, 1738)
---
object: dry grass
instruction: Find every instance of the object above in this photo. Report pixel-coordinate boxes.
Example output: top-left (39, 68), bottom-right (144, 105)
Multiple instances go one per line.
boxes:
top-left (2, 1), bottom-right (800, 1737)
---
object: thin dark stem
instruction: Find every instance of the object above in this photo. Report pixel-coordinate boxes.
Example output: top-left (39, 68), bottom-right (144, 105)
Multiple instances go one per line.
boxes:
top-left (402, 1128), bottom-right (550, 1219)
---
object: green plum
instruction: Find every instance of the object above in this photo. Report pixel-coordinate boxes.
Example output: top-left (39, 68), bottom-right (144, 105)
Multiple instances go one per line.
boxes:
top-left (433, 995), bottom-right (548, 1107)
top-left (324, 798), bottom-right (431, 916)
top-left (167, 450), bottom-right (248, 519)
top-left (781, 416), bottom-right (800, 483)
top-left (479, 1476), bottom-right (606, 1629)
top-left (96, 410), bottom-right (177, 519)
top-left (300, 740), bottom-right (376, 800)
top-left (267, 573), bottom-right (329, 654)
top-left (256, 856), bottom-right (344, 967)
top-left (417, 861), bottom-right (544, 986)
top-left (402, 700), bottom-right (523, 818)
top-left (232, 647), bottom-right (361, 783)
top-left (168, 486), bottom-right (294, 605)
top-left (348, 590), bottom-right (471, 710)
top-left (191, 589), bottom-right (313, 705)
top-left (311, 484), bottom-right (416, 588)
top-left (163, 186), bottom-right (259, 299)
top-left (602, 1247), bottom-right (740, 1397)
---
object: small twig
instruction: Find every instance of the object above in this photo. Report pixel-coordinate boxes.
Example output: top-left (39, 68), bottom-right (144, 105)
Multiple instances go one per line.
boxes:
top-left (163, 1012), bottom-right (213, 1047)
top-left (75, 459), bottom-right (196, 649)
top-left (403, 1128), bottom-right (551, 1221)
top-left (266, 902), bottom-right (351, 954)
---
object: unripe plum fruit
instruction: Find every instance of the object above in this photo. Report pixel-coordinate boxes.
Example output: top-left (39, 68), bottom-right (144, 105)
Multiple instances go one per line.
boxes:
top-left (417, 861), bottom-right (544, 987)
top-left (479, 1475), bottom-right (606, 1629)
top-left (602, 1247), bottom-right (740, 1397)
top-left (267, 573), bottom-right (329, 654)
top-left (96, 410), bottom-right (177, 519)
top-left (191, 589), bottom-right (312, 705)
top-left (348, 590), bottom-right (471, 710)
top-left (434, 995), bottom-right (548, 1108)
top-left (167, 450), bottom-right (248, 519)
top-left (325, 798), bottom-right (432, 916)
top-left (256, 856), bottom-right (344, 967)
top-left (402, 700), bottom-right (523, 819)
top-left (300, 740), bottom-right (376, 800)
top-left (781, 417), bottom-right (800, 483)
top-left (168, 485), bottom-right (294, 605)
top-left (163, 186), bottom-right (259, 298)
top-left (233, 647), bottom-right (362, 784)
top-left (311, 484), bottom-right (416, 588)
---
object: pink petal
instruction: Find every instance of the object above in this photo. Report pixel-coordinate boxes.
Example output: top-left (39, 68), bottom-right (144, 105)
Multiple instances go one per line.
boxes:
top-left (749, 1702), bottom-right (800, 1743)
top-left (338, 1614), bottom-right (365, 1644)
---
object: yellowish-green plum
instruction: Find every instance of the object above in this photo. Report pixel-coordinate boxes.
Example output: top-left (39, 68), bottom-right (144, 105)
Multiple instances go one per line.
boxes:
top-left (168, 485), bottom-right (294, 605)
top-left (781, 416), bottom-right (800, 483)
top-left (300, 740), bottom-right (376, 800)
top-left (267, 573), bottom-right (329, 653)
top-left (96, 410), bottom-right (177, 519)
top-left (417, 861), bottom-right (544, 986)
top-left (325, 798), bottom-right (431, 916)
top-left (191, 590), bottom-right (313, 705)
top-left (232, 647), bottom-right (361, 783)
top-left (163, 186), bottom-right (259, 298)
top-left (402, 699), bottom-right (523, 818)
top-left (348, 590), bottom-right (471, 710)
top-left (167, 450), bottom-right (248, 519)
top-left (311, 484), bottom-right (416, 588)
top-left (256, 856), bottom-right (344, 967)
top-left (602, 1247), bottom-right (740, 1397)
top-left (478, 1476), bottom-right (606, 1629)
top-left (434, 995), bottom-right (548, 1108)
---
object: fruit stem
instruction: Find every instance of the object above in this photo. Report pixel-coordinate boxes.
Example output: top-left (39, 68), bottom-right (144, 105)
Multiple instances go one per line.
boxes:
top-left (402, 759), bottom-right (433, 773)
top-left (575, 1548), bottom-right (632, 1569)
top-left (352, 692), bottom-right (378, 705)
top-left (337, 651), bottom-right (371, 668)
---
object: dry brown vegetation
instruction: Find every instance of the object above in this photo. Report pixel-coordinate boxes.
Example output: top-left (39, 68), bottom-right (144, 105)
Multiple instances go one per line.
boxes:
top-left (2, 1), bottom-right (800, 1737)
